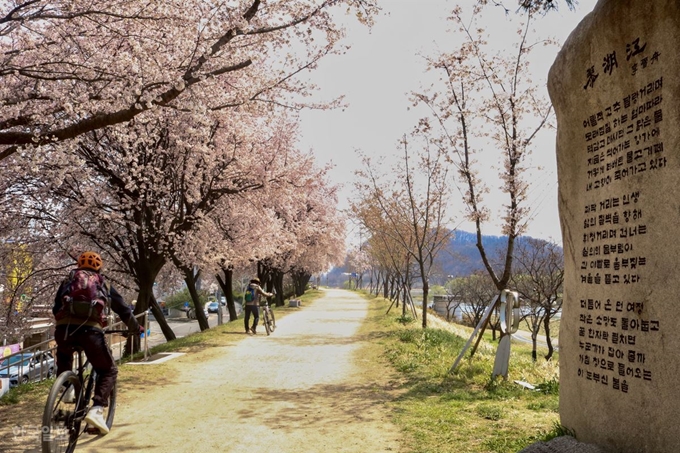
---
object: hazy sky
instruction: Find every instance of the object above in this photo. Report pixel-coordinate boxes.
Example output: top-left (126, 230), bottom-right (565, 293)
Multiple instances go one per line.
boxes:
top-left (297, 0), bottom-right (599, 245)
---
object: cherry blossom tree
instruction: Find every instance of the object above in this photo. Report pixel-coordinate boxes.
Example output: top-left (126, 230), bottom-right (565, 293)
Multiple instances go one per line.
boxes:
top-left (211, 196), bottom-right (281, 320)
top-left (517, 0), bottom-right (576, 11)
top-left (351, 186), bottom-right (421, 318)
top-left (0, 0), bottom-right (374, 341)
top-left (0, 103), bottom-right (302, 335)
top-left (346, 247), bottom-right (370, 290)
top-left (411, 7), bottom-right (553, 321)
top-left (352, 137), bottom-right (453, 327)
top-left (244, 154), bottom-right (346, 303)
top-left (285, 172), bottom-right (346, 297)
top-left (488, 0), bottom-right (576, 13)
top-left (0, 0), bottom-right (379, 161)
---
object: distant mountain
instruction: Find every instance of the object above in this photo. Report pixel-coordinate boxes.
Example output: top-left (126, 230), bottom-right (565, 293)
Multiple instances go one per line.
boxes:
top-left (436, 230), bottom-right (565, 284)
top-left (324, 231), bottom-right (558, 288)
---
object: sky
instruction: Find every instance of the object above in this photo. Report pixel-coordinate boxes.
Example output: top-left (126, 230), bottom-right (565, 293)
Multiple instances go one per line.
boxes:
top-left (296, 0), bottom-right (599, 246)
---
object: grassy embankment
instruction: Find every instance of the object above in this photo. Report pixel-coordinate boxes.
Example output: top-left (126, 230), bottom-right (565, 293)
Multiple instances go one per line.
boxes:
top-left (357, 290), bottom-right (569, 453)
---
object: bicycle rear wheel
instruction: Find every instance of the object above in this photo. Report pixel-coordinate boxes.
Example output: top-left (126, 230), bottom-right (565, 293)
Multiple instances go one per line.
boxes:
top-left (263, 310), bottom-right (272, 336)
top-left (42, 371), bottom-right (81, 453)
top-left (81, 373), bottom-right (117, 435)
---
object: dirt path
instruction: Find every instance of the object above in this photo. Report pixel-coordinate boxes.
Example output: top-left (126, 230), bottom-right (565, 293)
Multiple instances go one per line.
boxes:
top-left (2, 289), bottom-right (403, 453)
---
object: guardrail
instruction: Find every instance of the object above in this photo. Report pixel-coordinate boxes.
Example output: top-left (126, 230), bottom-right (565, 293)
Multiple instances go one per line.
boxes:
top-left (0, 312), bottom-right (149, 392)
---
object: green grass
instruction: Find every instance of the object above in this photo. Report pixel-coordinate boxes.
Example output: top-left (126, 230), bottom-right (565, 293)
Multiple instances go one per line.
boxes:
top-left (359, 290), bottom-right (562, 453)
top-left (0, 379), bottom-right (52, 406)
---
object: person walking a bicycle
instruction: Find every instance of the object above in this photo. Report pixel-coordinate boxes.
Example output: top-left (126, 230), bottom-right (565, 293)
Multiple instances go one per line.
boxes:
top-left (52, 251), bottom-right (142, 435)
top-left (243, 277), bottom-right (273, 335)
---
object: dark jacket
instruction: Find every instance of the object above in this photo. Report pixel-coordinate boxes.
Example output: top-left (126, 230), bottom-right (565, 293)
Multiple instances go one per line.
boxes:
top-left (53, 270), bottom-right (138, 330)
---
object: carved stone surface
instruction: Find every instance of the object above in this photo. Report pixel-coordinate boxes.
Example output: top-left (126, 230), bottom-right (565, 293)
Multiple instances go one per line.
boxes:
top-left (548, 0), bottom-right (679, 451)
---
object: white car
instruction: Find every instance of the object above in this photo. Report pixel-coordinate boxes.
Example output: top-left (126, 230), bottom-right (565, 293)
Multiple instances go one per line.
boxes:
top-left (0, 351), bottom-right (55, 387)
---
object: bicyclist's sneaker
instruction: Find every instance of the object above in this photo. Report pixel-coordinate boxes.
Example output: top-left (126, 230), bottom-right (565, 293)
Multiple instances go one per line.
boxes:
top-left (84, 406), bottom-right (110, 435)
top-left (62, 385), bottom-right (76, 403)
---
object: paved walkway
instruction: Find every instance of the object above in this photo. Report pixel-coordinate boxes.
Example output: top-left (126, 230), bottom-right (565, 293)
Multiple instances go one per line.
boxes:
top-left (77, 289), bottom-right (402, 453)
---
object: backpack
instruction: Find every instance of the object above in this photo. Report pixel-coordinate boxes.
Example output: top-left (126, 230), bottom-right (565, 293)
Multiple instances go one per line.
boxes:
top-left (59, 269), bottom-right (111, 325)
top-left (244, 286), bottom-right (256, 303)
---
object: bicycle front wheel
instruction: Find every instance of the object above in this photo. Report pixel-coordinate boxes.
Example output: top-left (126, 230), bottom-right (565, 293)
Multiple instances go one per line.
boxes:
top-left (263, 310), bottom-right (272, 336)
top-left (269, 308), bottom-right (276, 332)
top-left (42, 371), bottom-right (81, 453)
top-left (105, 381), bottom-right (117, 429)
top-left (81, 373), bottom-right (117, 435)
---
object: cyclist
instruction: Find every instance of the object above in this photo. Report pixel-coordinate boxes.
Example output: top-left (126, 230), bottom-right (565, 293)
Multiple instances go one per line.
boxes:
top-left (52, 251), bottom-right (142, 435)
top-left (243, 277), bottom-right (273, 335)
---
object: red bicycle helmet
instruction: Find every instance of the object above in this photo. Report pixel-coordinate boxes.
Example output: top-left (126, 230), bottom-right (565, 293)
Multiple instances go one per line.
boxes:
top-left (78, 251), bottom-right (103, 271)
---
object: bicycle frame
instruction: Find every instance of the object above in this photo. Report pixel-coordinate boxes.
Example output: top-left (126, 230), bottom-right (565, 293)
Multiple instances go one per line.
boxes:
top-left (71, 351), bottom-right (97, 434)
top-left (260, 302), bottom-right (276, 336)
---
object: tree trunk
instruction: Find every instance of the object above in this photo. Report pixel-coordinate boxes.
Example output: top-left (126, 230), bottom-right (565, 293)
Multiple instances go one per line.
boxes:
top-left (126, 272), bottom-right (152, 352)
top-left (127, 283), bottom-right (154, 356)
top-left (150, 295), bottom-right (176, 341)
top-left (421, 279), bottom-right (429, 329)
top-left (256, 262), bottom-right (285, 305)
top-left (531, 326), bottom-right (539, 362)
top-left (292, 269), bottom-right (311, 297)
top-left (183, 268), bottom-right (209, 331)
top-left (490, 318), bottom-right (499, 341)
top-left (272, 269), bottom-right (285, 306)
top-left (257, 261), bottom-right (272, 290)
top-left (123, 254), bottom-right (172, 352)
top-left (216, 267), bottom-right (238, 321)
top-left (543, 315), bottom-right (555, 361)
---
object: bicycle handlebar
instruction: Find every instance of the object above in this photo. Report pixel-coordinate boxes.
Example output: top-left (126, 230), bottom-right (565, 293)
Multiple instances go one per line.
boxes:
top-left (104, 329), bottom-right (134, 337)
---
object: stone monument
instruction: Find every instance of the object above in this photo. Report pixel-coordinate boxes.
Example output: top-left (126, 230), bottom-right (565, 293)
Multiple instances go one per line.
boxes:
top-left (548, 0), bottom-right (678, 451)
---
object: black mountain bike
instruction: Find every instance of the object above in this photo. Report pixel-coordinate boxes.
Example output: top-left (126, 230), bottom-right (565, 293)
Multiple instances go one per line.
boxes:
top-left (42, 329), bottom-right (128, 453)
top-left (261, 301), bottom-right (276, 335)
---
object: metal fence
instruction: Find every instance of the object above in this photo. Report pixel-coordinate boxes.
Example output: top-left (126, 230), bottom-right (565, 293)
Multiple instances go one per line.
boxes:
top-left (0, 312), bottom-right (148, 392)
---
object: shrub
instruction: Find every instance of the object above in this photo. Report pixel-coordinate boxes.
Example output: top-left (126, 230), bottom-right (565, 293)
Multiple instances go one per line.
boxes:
top-left (535, 378), bottom-right (559, 395)
top-left (164, 288), bottom-right (210, 309)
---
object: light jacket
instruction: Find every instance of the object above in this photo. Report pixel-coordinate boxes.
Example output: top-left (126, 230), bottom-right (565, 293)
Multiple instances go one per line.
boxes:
top-left (245, 283), bottom-right (272, 307)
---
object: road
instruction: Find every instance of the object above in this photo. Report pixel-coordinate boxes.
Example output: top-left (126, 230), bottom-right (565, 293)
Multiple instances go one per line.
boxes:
top-left (511, 329), bottom-right (559, 350)
top-left (146, 314), bottom-right (219, 347)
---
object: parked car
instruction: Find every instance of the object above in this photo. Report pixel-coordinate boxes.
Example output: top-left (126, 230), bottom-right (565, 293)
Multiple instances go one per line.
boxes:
top-left (0, 351), bottom-right (55, 387)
